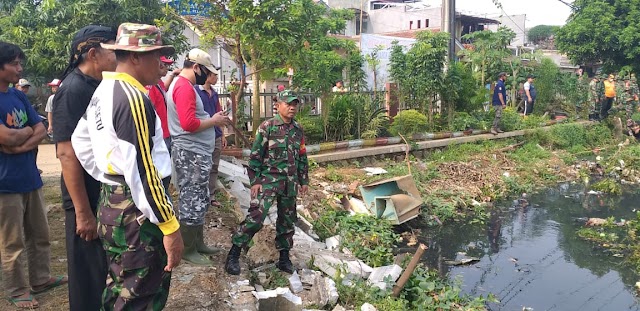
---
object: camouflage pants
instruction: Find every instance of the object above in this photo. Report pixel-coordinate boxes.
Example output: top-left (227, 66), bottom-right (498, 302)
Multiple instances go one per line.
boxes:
top-left (492, 105), bottom-right (503, 129)
top-left (232, 192), bottom-right (297, 251)
top-left (98, 185), bottom-right (171, 311)
top-left (172, 148), bottom-right (212, 226)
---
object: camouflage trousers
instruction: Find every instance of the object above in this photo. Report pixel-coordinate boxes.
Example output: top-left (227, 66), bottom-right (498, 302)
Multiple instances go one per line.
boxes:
top-left (172, 148), bottom-right (212, 226)
top-left (232, 192), bottom-right (297, 251)
top-left (98, 185), bottom-right (171, 311)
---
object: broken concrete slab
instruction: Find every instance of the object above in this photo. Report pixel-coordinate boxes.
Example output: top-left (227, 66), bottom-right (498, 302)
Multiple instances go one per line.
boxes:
top-left (367, 264), bottom-right (403, 290)
top-left (314, 254), bottom-right (373, 279)
top-left (253, 287), bottom-right (303, 311)
top-left (325, 278), bottom-right (339, 306)
top-left (289, 271), bottom-right (304, 294)
top-left (299, 269), bottom-right (320, 289)
top-left (360, 303), bottom-right (377, 311)
top-left (325, 235), bottom-right (341, 251)
top-left (331, 305), bottom-right (347, 311)
top-left (293, 227), bottom-right (326, 250)
top-left (219, 159), bottom-right (250, 186)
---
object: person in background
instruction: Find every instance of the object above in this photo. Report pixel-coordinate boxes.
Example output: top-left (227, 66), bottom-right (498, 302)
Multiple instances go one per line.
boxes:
top-left (146, 56), bottom-right (179, 153)
top-left (0, 41), bottom-right (67, 310)
top-left (72, 22), bottom-right (184, 309)
top-left (523, 74), bottom-right (537, 116)
top-left (167, 48), bottom-right (231, 265)
top-left (15, 78), bottom-right (30, 94)
top-left (602, 74), bottom-right (616, 119)
top-left (52, 25), bottom-right (116, 311)
top-left (195, 65), bottom-right (227, 213)
top-left (332, 80), bottom-right (347, 93)
top-left (44, 78), bottom-right (60, 135)
top-left (226, 90), bottom-right (309, 276)
top-left (588, 76), bottom-right (601, 121)
top-left (491, 72), bottom-right (507, 135)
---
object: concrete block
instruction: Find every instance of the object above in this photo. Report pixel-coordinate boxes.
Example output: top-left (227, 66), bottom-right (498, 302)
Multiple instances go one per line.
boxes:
top-left (253, 287), bottom-right (302, 311)
top-left (325, 235), bottom-right (341, 251)
top-left (325, 277), bottom-right (339, 306)
top-left (367, 264), bottom-right (403, 290)
top-left (360, 303), bottom-right (377, 311)
top-left (289, 271), bottom-right (304, 294)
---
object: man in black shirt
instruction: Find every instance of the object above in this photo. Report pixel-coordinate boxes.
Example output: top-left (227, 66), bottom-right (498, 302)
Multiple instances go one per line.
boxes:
top-left (52, 25), bottom-right (116, 311)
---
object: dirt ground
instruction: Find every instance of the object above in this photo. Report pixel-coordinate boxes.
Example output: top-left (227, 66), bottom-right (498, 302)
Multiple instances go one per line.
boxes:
top-left (0, 144), bottom-right (256, 311)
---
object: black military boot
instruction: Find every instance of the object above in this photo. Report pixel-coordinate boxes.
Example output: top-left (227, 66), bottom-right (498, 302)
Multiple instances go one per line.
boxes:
top-left (276, 250), bottom-right (294, 274)
top-left (225, 245), bottom-right (242, 275)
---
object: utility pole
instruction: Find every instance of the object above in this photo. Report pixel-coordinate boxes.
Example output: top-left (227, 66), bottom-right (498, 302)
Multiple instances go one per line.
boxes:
top-left (441, 0), bottom-right (456, 61)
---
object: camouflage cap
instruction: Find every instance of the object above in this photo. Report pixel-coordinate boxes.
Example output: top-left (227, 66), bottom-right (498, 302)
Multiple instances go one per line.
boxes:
top-left (101, 23), bottom-right (175, 54)
top-left (277, 90), bottom-right (299, 104)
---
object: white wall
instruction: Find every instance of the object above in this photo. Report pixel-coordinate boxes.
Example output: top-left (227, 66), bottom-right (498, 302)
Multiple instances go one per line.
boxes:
top-left (367, 6), bottom-right (441, 34)
top-left (487, 14), bottom-right (527, 46)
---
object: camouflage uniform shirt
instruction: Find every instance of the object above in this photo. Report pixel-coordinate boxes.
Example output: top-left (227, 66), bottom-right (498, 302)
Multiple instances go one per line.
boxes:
top-left (249, 114), bottom-right (309, 197)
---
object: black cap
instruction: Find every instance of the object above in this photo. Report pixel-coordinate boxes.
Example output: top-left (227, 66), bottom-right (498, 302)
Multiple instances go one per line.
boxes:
top-left (498, 72), bottom-right (507, 78)
top-left (527, 74), bottom-right (535, 79)
top-left (61, 25), bottom-right (117, 79)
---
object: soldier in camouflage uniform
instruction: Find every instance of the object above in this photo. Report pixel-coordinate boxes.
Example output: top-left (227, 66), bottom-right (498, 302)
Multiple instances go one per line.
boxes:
top-left (588, 76), bottom-right (600, 120)
top-left (629, 75), bottom-right (639, 114)
top-left (72, 23), bottom-right (184, 310)
top-left (225, 90), bottom-right (309, 275)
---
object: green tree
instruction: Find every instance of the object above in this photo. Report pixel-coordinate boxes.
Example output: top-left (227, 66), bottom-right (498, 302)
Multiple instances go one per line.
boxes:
top-left (458, 27), bottom-right (515, 87)
top-left (202, 0), bottom-right (353, 134)
top-left (389, 31), bottom-right (449, 128)
top-left (533, 57), bottom-right (560, 110)
top-left (0, 0), bottom-right (188, 83)
top-left (556, 0), bottom-right (640, 73)
top-left (527, 25), bottom-right (560, 44)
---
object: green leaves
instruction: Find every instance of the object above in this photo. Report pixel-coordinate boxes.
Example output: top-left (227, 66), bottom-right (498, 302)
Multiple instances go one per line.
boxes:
top-left (556, 0), bottom-right (640, 72)
top-left (0, 0), bottom-right (188, 82)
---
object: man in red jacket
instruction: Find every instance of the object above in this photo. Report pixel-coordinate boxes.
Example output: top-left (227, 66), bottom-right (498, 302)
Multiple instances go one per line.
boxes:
top-left (146, 56), bottom-right (180, 152)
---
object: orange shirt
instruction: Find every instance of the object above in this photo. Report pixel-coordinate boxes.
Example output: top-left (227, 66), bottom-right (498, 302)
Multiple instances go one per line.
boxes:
top-left (604, 80), bottom-right (616, 98)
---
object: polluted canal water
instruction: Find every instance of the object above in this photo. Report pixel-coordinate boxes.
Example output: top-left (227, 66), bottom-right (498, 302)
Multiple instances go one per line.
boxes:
top-left (421, 182), bottom-right (640, 310)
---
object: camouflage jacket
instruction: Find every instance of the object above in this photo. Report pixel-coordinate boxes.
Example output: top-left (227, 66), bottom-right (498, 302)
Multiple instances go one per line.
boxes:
top-left (589, 80), bottom-right (599, 101)
top-left (248, 114), bottom-right (309, 197)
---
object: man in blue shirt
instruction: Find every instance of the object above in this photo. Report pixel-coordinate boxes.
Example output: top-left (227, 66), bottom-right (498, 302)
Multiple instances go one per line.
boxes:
top-left (195, 67), bottom-right (227, 209)
top-left (0, 41), bottom-right (67, 309)
top-left (492, 72), bottom-right (508, 135)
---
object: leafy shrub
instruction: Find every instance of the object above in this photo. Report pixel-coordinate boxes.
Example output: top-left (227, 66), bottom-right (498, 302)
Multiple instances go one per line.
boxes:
top-left (549, 123), bottom-right (587, 149)
top-left (390, 109), bottom-right (429, 136)
top-left (297, 115), bottom-right (324, 144)
top-left (585, 123), bottom-right (613, 148)
top-left (522, 114), bottom-right (549, 129)
top-left (526, 128), bottom-right (553, 146)
top-left (499, 107), bottom-right (524, 131)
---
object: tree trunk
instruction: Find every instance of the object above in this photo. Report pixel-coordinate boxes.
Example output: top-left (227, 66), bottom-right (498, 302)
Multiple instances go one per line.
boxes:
top-left (251, 71), bottom-right (261, 136)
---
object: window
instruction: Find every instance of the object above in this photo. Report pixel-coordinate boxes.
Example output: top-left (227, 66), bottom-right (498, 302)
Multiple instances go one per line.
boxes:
top-left (417, 20), bottom-right (421, 28)
top-left (425, 19), bottom-right (429, 28)
top-left (409, 21), bottom-right (413, 29)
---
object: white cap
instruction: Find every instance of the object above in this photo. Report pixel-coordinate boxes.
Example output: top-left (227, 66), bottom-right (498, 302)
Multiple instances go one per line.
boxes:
top-left (17, 78), bottom-right (31, 86)
top-left (48, 78), bottom-right (61, 86)
top-left (186, 48), bottom-right (218, 75)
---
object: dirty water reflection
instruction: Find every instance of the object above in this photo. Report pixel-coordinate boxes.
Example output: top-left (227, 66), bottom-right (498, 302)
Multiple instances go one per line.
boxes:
top-left (420, 183), bottom-right (640, 311)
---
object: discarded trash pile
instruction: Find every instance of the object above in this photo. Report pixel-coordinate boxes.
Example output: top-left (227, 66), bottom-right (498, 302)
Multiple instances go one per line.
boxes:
top-left (218, 157), bottom-right (428, 310)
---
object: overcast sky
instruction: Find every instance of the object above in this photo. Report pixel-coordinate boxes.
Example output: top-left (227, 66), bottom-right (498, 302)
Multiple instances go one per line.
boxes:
top-left (454, 0), bottom-right (573, 27)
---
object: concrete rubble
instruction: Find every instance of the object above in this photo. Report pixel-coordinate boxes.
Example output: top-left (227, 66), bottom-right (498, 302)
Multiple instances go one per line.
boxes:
top-left (253, 287), bottom-right (303, 311)
top-left (367, 264), bottom-right (403, 290)
top-left (220, 159), bottom-right (403, 310)
top-left (360, 303), bottom-right (378, 311)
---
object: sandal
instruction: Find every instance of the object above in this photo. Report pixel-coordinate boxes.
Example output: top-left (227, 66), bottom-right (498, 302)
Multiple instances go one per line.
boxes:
top-left (8, 294), bottom-right (39, 309)
top-left (31, 276), bottom-right (68, 294)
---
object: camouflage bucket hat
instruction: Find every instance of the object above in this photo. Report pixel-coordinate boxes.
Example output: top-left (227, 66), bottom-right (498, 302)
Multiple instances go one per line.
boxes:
top-left (101, 23), bottom-right (175, 54)
top-left (277, 90), bottom-right (299, 104)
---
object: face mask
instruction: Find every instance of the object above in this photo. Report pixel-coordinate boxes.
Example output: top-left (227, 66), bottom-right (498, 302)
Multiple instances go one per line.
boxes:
top-left (195, 66), bottom-right (208, 85)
